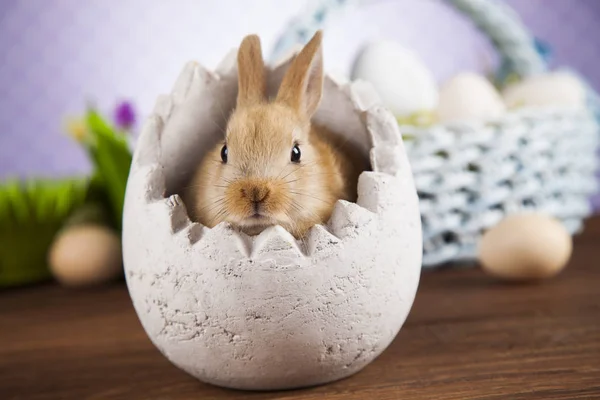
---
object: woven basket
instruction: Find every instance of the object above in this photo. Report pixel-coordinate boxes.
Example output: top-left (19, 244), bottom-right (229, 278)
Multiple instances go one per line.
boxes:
top-left (271, 0), bottom-right (600, 267)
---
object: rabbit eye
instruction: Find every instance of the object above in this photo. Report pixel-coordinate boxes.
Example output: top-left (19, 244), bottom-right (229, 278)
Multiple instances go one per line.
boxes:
top-left (291, 144), bottom-right (301, 163)
top-left (220, 145), bottom-right (228, 163)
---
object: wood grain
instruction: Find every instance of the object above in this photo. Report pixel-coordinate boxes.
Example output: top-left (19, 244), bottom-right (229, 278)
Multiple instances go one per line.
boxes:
top-left (2, 217), bottom-right (599, 400)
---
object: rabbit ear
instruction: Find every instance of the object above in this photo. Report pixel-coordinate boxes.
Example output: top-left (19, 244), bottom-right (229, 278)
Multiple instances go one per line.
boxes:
top-left (237, 34), bottom-right (266, 107)
top-left (276, 30), bottom-right (324, 119)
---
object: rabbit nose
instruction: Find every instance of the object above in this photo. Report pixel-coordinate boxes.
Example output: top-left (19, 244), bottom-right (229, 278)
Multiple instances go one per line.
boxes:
top-left (241, 186), bottom-right (270, 203)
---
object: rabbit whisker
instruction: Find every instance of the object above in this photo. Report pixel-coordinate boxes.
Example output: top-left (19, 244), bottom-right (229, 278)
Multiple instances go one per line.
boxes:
top-left (288, 190), bottom-right (329, 204)
top-left (196, 197), bottom-right (226, 214)
top-left (283, 171), bottom-right (345, 185)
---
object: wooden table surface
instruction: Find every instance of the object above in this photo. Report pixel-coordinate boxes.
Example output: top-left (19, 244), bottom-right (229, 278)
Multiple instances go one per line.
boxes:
top-left (2, 218), bottom-right (600, 400)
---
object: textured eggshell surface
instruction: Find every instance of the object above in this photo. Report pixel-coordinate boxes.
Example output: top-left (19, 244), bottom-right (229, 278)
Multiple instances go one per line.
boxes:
top-left (122, 50), bottom-right (422, 391)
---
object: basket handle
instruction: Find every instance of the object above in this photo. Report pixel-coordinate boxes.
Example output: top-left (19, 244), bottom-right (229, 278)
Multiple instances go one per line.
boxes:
top-left (270, 0), bottom-right (547, 81)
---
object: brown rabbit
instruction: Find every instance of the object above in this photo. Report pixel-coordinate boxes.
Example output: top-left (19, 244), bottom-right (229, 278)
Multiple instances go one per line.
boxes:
top-left (184, 30), bottom-right (365, 239)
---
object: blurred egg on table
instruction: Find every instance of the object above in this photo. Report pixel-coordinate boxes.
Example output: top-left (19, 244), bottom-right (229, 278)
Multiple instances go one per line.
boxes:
top-left (502, 71), bottom-right (587, 109)
top-left (350, 40), bottom-right (438, 117)
top-left (436, 72), bottom-right (506, 123)
top-left (49, 224), bottom-right (123, 287)
top-left (478, 213), bottom-right (572, 282)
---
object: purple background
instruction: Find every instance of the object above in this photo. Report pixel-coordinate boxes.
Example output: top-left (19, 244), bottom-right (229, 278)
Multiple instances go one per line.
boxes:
top-left (0, 0), bottom-right (598, 206)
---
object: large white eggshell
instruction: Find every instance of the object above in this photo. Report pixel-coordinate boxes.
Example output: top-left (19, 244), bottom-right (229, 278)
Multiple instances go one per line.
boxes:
top-left (122, 50), bottom-right (422, 391)
top-left (436, 72), bottom-right (506, 123)
top-left (502, 71), bottom-right (587, 109)
top-left (351, 40), bottom-right (438, 117)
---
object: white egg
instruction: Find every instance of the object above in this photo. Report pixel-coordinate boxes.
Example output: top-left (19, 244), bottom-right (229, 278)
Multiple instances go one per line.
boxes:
top-left (351, 40), bottom-right (438, 117)
top-left (478, 213), bottom-right (572, 281)
top-left (502, 71), bottom-right (587, 109)
top-left (436, 72), bottom-right (506, 123)
top-left (49, 224), bottom-right (123, 287)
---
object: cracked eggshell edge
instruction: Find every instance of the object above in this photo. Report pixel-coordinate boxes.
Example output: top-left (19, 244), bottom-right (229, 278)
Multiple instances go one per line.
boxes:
top-left (122, 50), bottom-right (422, 391)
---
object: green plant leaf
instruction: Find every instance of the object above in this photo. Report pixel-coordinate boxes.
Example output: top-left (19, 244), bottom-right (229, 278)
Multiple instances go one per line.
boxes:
top-left (4, 180), bottom-right (28, 223)
top-left (0, 178), bottom-right (91, 288)
top-left (84, 109), bottom-right (133, 230)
